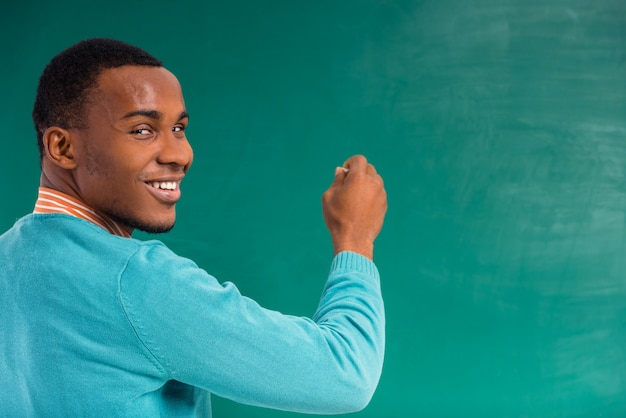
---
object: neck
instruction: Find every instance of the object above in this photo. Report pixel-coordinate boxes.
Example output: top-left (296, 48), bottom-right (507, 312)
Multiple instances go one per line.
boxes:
top-left (33, 186), bottom-right (132, 238)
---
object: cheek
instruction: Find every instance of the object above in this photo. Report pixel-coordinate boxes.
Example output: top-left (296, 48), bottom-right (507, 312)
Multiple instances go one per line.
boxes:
top-left (85, 151), bottom-right (108, 177)
top-left (83, 145), bottom-right (137, 194)
top-left (83, 138), bottom-right (114, 178)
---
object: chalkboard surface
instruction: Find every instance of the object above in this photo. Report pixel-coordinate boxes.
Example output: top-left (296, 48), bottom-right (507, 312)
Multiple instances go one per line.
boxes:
top-left (2, 1), bottom-right (626, 416)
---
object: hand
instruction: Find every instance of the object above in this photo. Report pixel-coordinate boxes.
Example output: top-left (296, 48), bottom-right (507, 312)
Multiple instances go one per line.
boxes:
top-left (322, 155), bottom-right (387, 260)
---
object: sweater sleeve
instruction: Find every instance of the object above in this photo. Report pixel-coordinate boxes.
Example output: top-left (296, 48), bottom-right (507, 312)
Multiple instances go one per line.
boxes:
top-left (118, 243), bottom-right (385, 414)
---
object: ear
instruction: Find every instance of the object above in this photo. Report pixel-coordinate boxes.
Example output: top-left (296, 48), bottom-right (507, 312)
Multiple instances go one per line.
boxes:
top-left (42, 127), bottom-right (78, 169)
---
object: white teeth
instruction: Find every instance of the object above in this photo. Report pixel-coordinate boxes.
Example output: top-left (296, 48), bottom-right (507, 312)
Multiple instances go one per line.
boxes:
top-left (150, 181), bottom-right (177, 190)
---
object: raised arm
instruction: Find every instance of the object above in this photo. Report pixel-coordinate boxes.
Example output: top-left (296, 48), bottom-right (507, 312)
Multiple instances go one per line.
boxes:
top-left (119, 155), bottom-right (388, 414)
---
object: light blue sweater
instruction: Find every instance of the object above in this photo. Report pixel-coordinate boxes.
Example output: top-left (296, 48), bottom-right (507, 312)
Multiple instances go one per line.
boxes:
top-left (0, 213), bottom-right (385, 417)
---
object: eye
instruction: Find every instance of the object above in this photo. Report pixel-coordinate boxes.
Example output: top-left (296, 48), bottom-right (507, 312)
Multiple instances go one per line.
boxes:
top-left (172, 124), bottom-right (187, 137)
top-left (131, 127), bottom-right (152, 136)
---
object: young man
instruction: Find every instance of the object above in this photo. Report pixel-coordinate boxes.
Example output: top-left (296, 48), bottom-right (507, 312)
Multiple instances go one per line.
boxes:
top-left (0, 38), bottom-right (387, 416)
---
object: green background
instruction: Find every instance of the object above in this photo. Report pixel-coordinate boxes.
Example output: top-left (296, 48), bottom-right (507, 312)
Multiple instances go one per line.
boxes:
top-left (2, 1), bottom-right (626, 416)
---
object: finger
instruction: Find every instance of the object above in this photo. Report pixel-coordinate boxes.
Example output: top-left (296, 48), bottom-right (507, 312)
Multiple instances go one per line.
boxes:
top-left (366, 163), bottom-right (378, 175)
top-left (343, 154), bottom-right (367, 172)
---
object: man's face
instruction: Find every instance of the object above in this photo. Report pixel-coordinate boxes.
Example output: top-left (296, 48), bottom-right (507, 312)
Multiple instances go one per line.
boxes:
top-left (71, 65), bottom-right (193, 234)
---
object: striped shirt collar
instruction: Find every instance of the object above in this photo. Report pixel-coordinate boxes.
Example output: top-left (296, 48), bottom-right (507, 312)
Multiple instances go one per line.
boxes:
top-left (33, 187), bottom-right (131, 238)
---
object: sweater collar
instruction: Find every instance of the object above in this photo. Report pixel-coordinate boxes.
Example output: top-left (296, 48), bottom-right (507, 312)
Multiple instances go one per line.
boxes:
top-left (33, 187), bottom-right (131, 238)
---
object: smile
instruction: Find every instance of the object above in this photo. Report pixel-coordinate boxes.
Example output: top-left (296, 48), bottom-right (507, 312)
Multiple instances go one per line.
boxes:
top-left (144, 180), bottom-right (182, 204)
top-left (149, 181), bottom-right (178, 190)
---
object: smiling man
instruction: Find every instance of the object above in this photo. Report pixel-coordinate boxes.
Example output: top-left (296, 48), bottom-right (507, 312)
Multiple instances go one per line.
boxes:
top-left (0, 38), bottom-right (387, 417)
top-left (36, 55), bottom-right (192, 235)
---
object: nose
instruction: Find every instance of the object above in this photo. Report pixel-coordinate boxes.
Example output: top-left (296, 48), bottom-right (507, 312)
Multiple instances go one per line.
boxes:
top-left (157, 132), bottom-right (193, 172)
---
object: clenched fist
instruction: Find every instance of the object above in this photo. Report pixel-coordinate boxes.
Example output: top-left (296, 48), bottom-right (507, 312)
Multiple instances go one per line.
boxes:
top-left (322, 155), bottom-right (387, 260)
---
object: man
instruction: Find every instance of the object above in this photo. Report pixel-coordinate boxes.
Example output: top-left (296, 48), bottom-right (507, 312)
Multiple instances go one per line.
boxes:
top-left (0, 38), bottom-right (387, 416)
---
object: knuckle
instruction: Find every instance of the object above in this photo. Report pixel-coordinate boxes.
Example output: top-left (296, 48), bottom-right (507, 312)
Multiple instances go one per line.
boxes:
top-left (352, 154), bottom-right (367, 165)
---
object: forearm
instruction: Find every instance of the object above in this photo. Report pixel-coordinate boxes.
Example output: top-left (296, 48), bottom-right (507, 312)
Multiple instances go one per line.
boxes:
top-left (310, 251), bottom-right (386, 409)
top-left (210, 251), bottom-right (385, 413)
top-left (224, 251), bottom-right (385, 413)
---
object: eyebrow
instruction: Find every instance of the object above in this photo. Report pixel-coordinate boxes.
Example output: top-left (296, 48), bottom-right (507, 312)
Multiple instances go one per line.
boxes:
top-left (122, 110), bottom-right (189, 121)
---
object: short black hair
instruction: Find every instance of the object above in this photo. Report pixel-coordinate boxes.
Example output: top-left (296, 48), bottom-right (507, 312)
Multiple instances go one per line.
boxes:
top-left (32, 38), bottom-right (163, 160)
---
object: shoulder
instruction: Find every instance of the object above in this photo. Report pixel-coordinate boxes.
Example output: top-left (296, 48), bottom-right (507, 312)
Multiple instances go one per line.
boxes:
top-left (120, 238), bottom-right (212, 296)
top-left (4, 214), bottom-right (189, 273)
top-left (126, 238), bottom-right (198, 270)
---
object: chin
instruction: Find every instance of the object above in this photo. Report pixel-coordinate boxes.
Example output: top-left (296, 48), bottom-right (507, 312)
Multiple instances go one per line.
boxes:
top-left (115, 213), bottom-right (176, 235)
top-left (137, 223), bottom-right (176, 234)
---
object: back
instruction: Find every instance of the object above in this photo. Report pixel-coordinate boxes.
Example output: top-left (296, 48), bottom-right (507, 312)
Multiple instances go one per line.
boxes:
top-left (0, 214), bottom-right (207, 416)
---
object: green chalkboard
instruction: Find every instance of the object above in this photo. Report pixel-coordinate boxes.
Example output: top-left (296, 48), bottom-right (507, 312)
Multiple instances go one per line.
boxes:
top-left (2, 0), bottom-right (626, 416)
